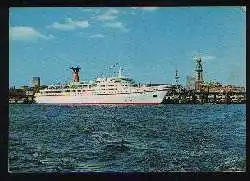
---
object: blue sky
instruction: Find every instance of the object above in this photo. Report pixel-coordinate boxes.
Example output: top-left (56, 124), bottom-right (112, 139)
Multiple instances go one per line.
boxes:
top-left (9, 7), bottom-right (246, 88)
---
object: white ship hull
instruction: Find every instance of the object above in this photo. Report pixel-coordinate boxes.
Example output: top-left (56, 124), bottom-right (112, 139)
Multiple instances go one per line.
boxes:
top-left (35, 90), bottom-right (167, 105)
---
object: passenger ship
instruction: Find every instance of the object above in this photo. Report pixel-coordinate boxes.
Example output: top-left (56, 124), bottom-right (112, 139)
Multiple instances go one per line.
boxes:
top-left (34, 67), bottom-right (170, 104)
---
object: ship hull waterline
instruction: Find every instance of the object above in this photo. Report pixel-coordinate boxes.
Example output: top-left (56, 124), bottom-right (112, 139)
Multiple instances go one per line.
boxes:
top-left (34, 90), bottom-right (168, 105)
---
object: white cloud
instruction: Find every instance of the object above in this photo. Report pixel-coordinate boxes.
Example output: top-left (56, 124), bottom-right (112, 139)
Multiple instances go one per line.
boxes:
top-left (104, 21), bottom-right (128, 32)
top-left (9, 26), bottom-right (52, 42)
top-left (141, 7), bottom-right (159, 11)
top-left (49, 18), bottom-right (89, 30)
top-left (79, 8), bottom-right (101, 14)
top-left (193, 54), bottom-right (216, 61)
top-left (131, 7), bottom-right (159, 11)
top-left (95, 8), bottom-right (120, 21)
top-left (88, 34), bottom-right (104, 38)
top-left (241, 6), bottom-right (246, 13)
top-left (80, 8), bottom-right (94, 12)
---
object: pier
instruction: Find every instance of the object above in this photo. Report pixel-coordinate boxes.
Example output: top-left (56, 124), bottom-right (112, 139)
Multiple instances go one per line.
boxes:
top-left (162, 88), bottom-right (246, 104)
top-left (9, 84), bottom-right (47, 104)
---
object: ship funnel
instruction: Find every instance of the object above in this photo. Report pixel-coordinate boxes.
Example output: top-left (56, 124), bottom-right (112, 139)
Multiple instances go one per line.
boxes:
top-left (70, 66), bottom-right (81, 82)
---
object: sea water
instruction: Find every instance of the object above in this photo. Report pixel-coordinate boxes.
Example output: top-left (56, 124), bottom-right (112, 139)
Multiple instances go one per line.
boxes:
top-left (8, 104), bottom-right (246, 172)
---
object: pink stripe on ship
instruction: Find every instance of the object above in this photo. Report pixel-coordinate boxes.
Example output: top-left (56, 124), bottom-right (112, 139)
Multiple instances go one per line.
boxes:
top-left (39, 102), bottom-right (161, 105)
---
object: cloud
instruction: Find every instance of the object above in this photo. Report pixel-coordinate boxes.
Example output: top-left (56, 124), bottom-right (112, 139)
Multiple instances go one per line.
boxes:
top-left (80, 8), bottom-right (94, 12)
top-left (9, 26), bottom-right (52, 42)
top-left (95, 8), bottom-right (120, 21)
top-left (48, 18), bottom-right (89, 30)
top-left (104, 21), bottom-right (128, 32)
top-left (131, 7), bottom-right (159, 11)
top-left (88, 34), bottom-right (104, 38)
top-left (141, 7), bottom-right (159, 11)
top-left (79, 8), bottom-right (101, 14)
top-left (193, 54), bottom-right (216, 61)
top-left (241, 6), bottom-right (246, 13)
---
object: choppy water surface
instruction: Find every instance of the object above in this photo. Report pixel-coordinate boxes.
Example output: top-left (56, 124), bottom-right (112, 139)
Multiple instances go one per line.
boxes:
top-left (9, 104), bottom-right (246, 172)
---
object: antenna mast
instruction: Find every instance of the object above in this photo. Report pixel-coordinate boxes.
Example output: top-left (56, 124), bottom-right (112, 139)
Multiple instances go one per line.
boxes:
top-left (175, 69), bottom-right (180, 86)
top-left (118, 66), bottom-right (122, 77)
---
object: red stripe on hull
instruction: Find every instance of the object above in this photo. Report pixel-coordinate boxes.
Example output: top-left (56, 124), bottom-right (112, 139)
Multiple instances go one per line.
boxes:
top-left (39, 102), bottom-right (161, 105)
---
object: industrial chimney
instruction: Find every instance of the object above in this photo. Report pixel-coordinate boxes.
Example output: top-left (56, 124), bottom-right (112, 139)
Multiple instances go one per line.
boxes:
top-left (70, 66), bottom-right (81, 82)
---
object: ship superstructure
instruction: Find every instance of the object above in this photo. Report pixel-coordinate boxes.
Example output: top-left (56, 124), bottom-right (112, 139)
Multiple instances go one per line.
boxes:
top-left (34, 67), bottom-right (171, 104)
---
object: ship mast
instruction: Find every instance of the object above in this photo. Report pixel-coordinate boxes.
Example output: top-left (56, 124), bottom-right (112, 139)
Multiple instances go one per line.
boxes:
top-left (175, 69), bottom-right (180, 86)
top-left (118, 67), bottom-right (122, 78)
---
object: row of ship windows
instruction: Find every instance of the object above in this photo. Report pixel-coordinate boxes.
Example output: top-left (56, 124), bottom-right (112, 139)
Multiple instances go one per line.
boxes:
top-left (41, 92), bottom-right (141, 96)
top-left (42, 88), bottom-right (133, 94)
top-left (40, 92), bottom-right (149, 96)
top-left (49, 84), bottom-right (131, 89)
top-left (99, 84), bottom-right (130, 87)
top-left (74, 84), bottom-right (130, 87)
